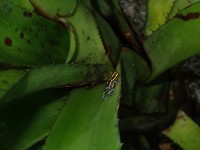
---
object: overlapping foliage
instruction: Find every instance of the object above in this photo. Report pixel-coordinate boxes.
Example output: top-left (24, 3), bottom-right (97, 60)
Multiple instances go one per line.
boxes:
top-left (0, 0), bottom-right (200, 149)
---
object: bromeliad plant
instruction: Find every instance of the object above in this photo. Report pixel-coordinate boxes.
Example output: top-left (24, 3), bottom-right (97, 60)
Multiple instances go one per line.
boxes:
top-left (1, 0), bottom-right (200, 149)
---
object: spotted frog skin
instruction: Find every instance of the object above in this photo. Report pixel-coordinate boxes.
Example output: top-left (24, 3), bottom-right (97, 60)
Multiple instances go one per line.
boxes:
top-left (102, 71), bottom-right (119, 99)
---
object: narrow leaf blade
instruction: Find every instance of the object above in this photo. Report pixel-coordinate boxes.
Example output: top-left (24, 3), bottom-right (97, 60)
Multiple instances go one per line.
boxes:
top-left (0, 64), bottom-right (111, 103)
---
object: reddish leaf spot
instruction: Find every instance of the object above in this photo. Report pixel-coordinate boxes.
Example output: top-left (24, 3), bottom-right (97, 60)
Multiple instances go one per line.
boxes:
top-left (87, 36), bottom-right (90, 41)
top-left (27, 40), bottom-right (31, 44)
top-left (176, 12), bottom-right (200, 21)
top-left (4, 37), bottom-right (12, 46)
top-left (19, 32), bottom-right (24, 39)
top-left (23, 11), bottom-right (32, 17)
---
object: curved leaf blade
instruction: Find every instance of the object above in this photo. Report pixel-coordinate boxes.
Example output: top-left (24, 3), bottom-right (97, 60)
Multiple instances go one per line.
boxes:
top-left (145, 2), bottom-right (200, 81)
top-left (0, 89), bottom-right (66, 150)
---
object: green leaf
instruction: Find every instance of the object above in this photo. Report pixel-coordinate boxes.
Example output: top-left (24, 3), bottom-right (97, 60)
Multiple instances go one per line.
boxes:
top-left (0, 70), bottom-right (25, 97)
top-left (93, 12), bottom-right (121, 66)
top-left (119, 79), bottom-right (181, 132)
top-left (0, 0), bottom-right (69, 66)
top-left (92, 0), bottom-right (142, 54)
top-left (120, 48), bottom-right (150, 104)
top-left (60, 4), bottom-right (109, 64)
top-left (145, 0), bottom-right (175, 36)
top-left (163, 110), bottom-right (200, 150)
top-left (0, 64), bottom-right (111, 103)
top-left (134, 74), bottom-right (168, 113)
top-left (30, 1), bottom-right (110, 64)
top-left (65, 27), bottom-right (78, 63)
top-left (168, 0), bottom-right (200, 18)
top-left (29, 0), bottom-right (77, 20)
top-left (29, 0), bottom-right (78, 64)
top-left (43, 84), bottom-right (121, 150)
top-left (110, 0), bottom-right (144, 52)
top-left (145, 2), bottom-right (200, 81)
top-left (0, 89), bottom-right (66, 150)
top-left (91, 0), bottom-right (113, 18)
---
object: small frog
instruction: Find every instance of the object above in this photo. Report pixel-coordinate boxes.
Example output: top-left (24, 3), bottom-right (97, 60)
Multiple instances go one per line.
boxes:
top-left (102, 71), bottom-right (119, 99)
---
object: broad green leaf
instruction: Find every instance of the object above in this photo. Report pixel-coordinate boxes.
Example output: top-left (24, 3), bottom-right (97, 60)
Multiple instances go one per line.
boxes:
top-left (163, 110), bottom-right (200, 150)
top-left (0, 70), bottom-right (25, 97)
top-left (145, 2), bottom-right (200, 81)
top-left (66, 4), bottom-right (109, 64)
top-left (145, 0), bottom-right (175, 36)
top-left (43, 84), bottom-right (121, 150)
top-left (0, 64), bottom-right (111, 103)
top-left (30, 1), bottom-right (110, 64)
top-left (0, 89), bottom-right (66, 150)
top-left (43, 63), bottom-right (121, 150)
top-left (0, 0), bottom-right (69, 66)
top-left (168, 0), bottom-right (200, 18)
